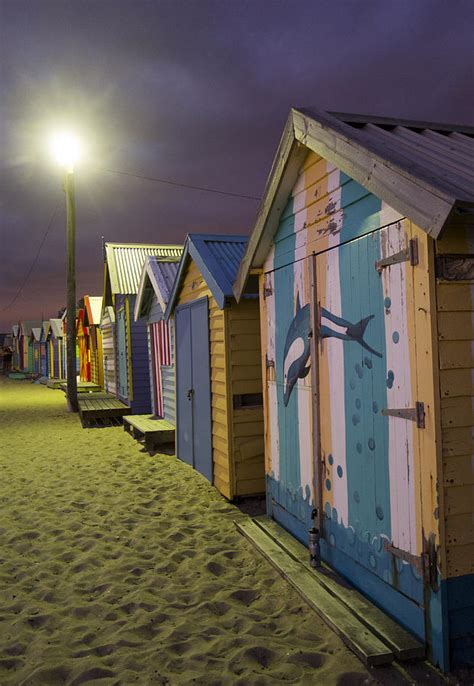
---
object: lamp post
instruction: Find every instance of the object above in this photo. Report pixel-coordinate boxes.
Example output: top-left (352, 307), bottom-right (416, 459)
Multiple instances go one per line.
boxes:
top-left (52, 133), bottom-right (81, 412)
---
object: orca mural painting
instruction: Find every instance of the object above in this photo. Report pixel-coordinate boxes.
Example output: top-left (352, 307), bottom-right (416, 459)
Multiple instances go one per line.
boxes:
top-left (283, 294), bottom-right (383, 407)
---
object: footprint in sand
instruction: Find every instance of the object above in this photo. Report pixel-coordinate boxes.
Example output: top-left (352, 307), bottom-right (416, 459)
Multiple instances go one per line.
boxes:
top-left (229, 588), bottom-right (260, 605)
top-left (206, 561), bottom-right (223, 577)
top-left (70, 666), bottom-right (117, 685)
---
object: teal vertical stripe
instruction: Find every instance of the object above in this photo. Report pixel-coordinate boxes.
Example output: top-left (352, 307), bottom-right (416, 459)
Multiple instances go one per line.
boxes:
top-left (338, 177), bottom-right (391, 542)
top-left (274, 197), bottom-right (302, 512)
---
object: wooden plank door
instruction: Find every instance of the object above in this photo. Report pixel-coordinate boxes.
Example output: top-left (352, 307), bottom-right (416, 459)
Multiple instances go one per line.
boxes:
top-left (175, 305), bottom-right (193, 466)
top-left (189, 298), bottom-right (212, 483)
top-left (175, 298), bottom-right (213, 482)
top-left (314, 224), bottom-right (423, 611)
top-left (117, 306), bottom-right (129, 401)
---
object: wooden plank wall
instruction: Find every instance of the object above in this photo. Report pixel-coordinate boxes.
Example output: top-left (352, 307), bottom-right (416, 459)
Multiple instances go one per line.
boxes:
top-left (101, 315), bottom-right (116, 395)
top-left (175, 259), bottom-right (230, 498)
top-left (436, 222), bottom-right (474, 580)
top-left (227, 299), bottom-right (265, 497)
top-left (128, 295), bottom-right (152, 414)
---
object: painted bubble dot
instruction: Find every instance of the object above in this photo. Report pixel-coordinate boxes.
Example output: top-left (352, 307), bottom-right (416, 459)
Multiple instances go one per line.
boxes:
top-left (384, 297), bottom-right (391, 309)
top-left (372, 401), bottom-right (379, 414)
top-left (325, 502), bottom-right (331, 518)
top-left (364, 356), bottom-right (373, 370)
top-left (325, 479), bottom-right (332, 491)
top-left (349, 378), bottom-right (356, 390)
top-left (329, 533), bottom-right (336, 547)
top-left (369, 553), bottom-right (377, 570)
top-left (337, 465), bottom-right (343, 478)
top-left (392, 331), bottom-right (400, 344)
top-left (352, 414), bottom-right (360, 426)
top-left (376, 505), bottom-right (384, 520)
top-left (386, 370), bottom-right (395, 389)
top-left (332, 507), bottom-right (338, 522)
top-left (328, 453), bottom-right (334, 466)
top-left (368, 437), bottom-right (376, 451)
top-left (355, 363), bottom-right (363, 379)
top-left (355, 398), bottom-right (361, 410)
top-left (347, 528), bottom-right (356, 546)
top-left (353, 490), bottom-right (360, 504)
top-left (356, 442), bottom-right (362, 454)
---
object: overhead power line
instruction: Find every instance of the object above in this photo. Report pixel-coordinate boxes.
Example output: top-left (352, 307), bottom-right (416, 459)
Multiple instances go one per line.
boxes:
top-left (2, 204), bottom-right (60, 312)
top-left (96, 166), bottom-right (261, 201)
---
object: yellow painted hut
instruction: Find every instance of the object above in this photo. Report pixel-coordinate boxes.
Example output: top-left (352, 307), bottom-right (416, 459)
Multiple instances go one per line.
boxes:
top-left (165, 234), bottom-right (265, 500)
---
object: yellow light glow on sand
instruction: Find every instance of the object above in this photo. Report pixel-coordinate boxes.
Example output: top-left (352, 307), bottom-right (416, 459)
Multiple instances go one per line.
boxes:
top-left (50, 132), bottom-right (81, 170)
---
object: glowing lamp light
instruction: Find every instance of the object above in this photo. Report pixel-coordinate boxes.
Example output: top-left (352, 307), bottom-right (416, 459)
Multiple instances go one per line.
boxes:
top-left (51, 132), bottom-right (81, 170)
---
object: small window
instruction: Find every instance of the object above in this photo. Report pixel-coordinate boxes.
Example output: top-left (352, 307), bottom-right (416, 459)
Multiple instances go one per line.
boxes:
top-left (233, 393), bottom-right (263, 409)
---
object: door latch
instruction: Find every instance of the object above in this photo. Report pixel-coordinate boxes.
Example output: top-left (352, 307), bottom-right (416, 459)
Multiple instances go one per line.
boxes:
top-left (187, 388), bottom-right (194, 400)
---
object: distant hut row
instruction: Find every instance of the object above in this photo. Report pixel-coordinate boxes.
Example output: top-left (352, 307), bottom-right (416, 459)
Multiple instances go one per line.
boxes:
top-left (4, 110), bottom-right (473, 672)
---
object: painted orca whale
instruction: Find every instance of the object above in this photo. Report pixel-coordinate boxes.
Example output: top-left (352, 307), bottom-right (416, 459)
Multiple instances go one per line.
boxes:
top-left (282, 294), bottom-right (382, 407)
top-left (283, 293), bottom-right (311, 407)
top-left (320, 308), bottom-right (383, 359)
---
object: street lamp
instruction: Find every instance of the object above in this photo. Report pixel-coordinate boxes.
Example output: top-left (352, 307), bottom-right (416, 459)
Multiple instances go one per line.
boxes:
top-left (51, 132), bottom-right (81, 412)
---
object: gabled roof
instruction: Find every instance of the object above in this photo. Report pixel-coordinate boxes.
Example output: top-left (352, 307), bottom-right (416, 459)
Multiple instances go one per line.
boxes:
top-left (234, 107), bottom-right (474, 299)
top-left (100, 305), bottom-right (116, 328)
top-left (12, 324), bottom-right (19, 337)
top-left (84, 296), bottom-right (103, 327)
top-left (30, 327), bottom-right (42, 342)
top-left (165, 234), bottom-right (248, 318)
top-left (19, 321), bottom-right (42, 337)
top-left (134, 256), bottom-right (180, 321)
top-left (49, 319), bottom-right (63, 339)
top-left (104, 242), bottom-right (182, 297)
top-left (41, 321), bottom-right (51, 341)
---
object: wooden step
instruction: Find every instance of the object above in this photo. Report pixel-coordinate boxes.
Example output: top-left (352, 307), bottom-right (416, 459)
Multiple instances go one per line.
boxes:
top-left (123, 415), bottom-right (175, 451)
top-left (235, 519), bottom-right (394, 667)
top-left (254, 515), bottom-right (425, 661)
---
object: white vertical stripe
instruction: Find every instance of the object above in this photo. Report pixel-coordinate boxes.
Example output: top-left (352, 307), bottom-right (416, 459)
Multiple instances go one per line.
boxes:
top-left (380, 214), bottom-right (416, 554)
top-left (265, 245), bottom-right (280, 481)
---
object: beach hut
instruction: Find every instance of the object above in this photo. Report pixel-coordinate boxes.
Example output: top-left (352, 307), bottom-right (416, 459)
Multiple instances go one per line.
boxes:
top-left (165, 234), bottom-right (265, 500)
top-left (233, 108), bottom-right (474, 670)
top-left (83, 295), bottom-right (104, 388)
top-left (30, 327), bottom-right (42, 375)
top-left (102, 242), bottom-right (181, 414)
top-left (39, 321), bottom-right (50, 381)
top-left (18, 321), bottom-right (41, 372)
top-left (76, 306), bottom-right (91, 382)
top-left (134, 256), bottom-right (180, 422)
top-left (11, 325), bottom-right (20, 370)
top-left (47, 318), bottom-right (65, 382)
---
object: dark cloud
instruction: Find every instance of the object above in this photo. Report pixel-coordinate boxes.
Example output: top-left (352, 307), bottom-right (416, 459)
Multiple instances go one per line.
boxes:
top-left (1, 0), bottom-right (473, 329)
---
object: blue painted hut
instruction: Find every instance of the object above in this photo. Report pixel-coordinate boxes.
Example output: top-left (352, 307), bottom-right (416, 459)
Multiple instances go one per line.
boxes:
top-left (134, 256), bottom-right (180, 421)
top-left (233, 108), bottom-right (474, 671)
top-left (165, 234), bottom-right (264, 500)
top-left (102, 242), bottom-right (182, 414)
top-left (40, 321), bottom-right (50, 381)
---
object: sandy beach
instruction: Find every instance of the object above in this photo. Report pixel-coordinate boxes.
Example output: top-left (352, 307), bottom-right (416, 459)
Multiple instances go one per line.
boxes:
top-left (0, 377), bottom-right (458, 685)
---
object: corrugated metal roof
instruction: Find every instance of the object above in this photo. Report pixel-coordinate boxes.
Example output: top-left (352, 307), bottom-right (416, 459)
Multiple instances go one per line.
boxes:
top-left (326, 111), bottom-right (474, 203)
top-left (105, 242), bottom-right (182, 295)
top-left (134, 257), bottom-right (180, 320)
top-left (166, 234), bottom-right (248, 316)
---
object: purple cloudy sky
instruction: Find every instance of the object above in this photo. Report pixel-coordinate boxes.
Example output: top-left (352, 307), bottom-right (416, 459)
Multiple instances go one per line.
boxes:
top-left (1, 0), bottom-right (473, 331)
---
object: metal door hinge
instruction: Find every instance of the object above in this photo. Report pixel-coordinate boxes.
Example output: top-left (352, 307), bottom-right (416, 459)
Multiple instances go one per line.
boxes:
top-left (375, 238), bottom-right (419, 273)
top-left (265, 354), bottom-right (275, 369)
top-left (381, 401), bottom-right (425, 428)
